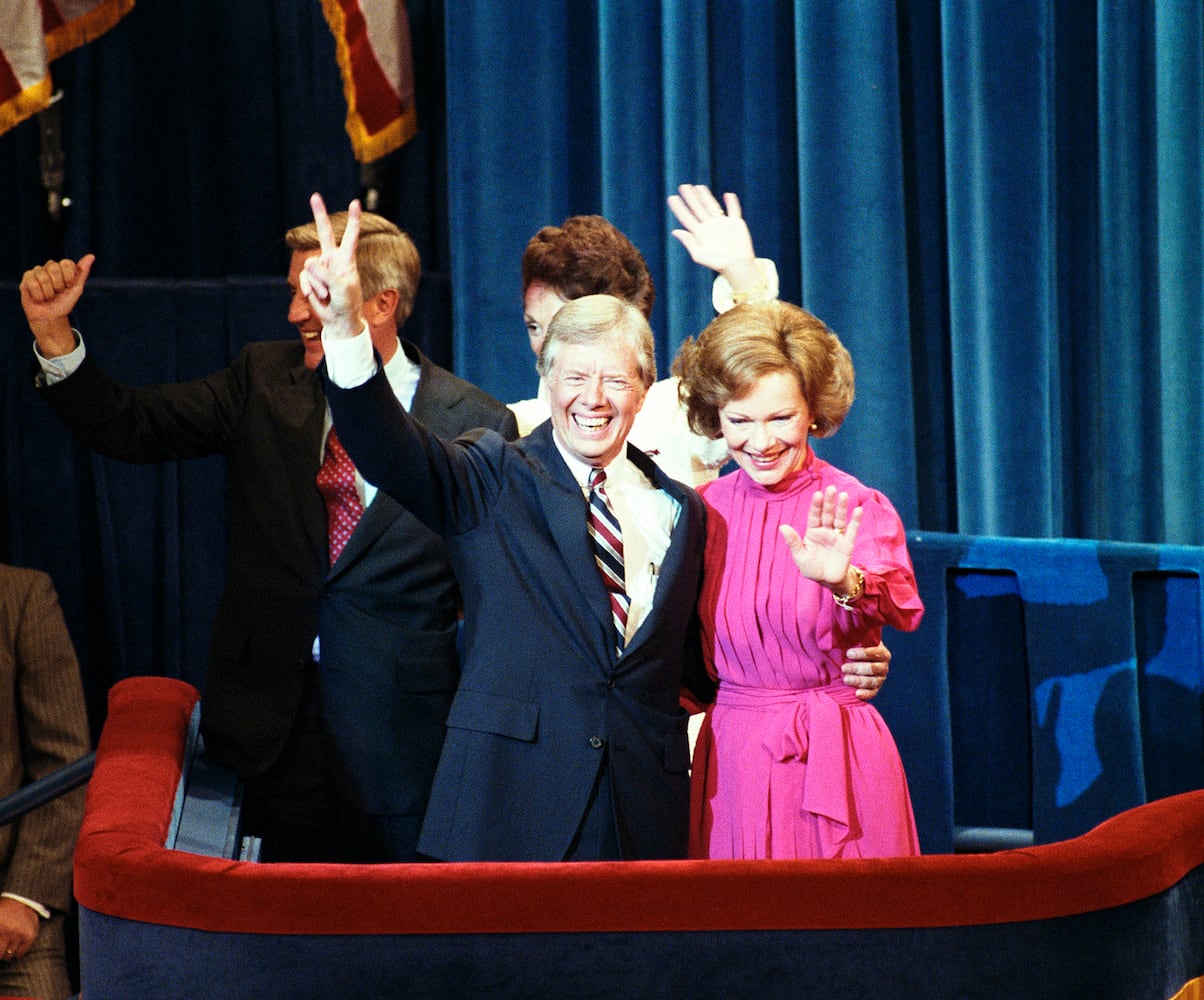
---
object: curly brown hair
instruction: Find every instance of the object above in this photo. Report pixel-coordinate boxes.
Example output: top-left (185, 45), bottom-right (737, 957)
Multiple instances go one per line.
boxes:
top-left (521, 215), bottom-right (655, 319)
top-left (673, 301), bottom-right (855, 440)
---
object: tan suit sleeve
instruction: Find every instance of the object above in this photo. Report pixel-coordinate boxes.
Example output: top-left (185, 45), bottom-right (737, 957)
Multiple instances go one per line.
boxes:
top-left (0, 567), bottom-right (91, 913)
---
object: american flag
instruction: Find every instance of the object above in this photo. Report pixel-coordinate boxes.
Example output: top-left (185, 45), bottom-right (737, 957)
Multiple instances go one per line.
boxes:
top-left (0, 0), bottom-right (134, 136)
top-left (318, 0), bottom-right (417, 162)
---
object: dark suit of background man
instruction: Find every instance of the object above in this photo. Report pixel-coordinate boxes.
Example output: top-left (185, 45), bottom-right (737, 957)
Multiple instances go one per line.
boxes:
top-left (0, 565), bottom-right (90, 1000)
top-left (304, 195), bottom-right (712, 861)
top-left (18, 214), bottom-right (518, 863)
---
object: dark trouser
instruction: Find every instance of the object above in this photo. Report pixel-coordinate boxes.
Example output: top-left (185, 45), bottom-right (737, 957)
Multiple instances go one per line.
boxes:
top-left (238, 667), bottom-right (340, 863)
top-left (564, 753), bottom-right (623, 861)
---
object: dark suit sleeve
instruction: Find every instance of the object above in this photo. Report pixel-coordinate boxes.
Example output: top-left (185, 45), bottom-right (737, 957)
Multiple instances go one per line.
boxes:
top-left (322, 363), bottom-right (505, 537)
top-left (678, 495), bottom-right (716, 709)
top-left (4, 571), bottom-right (90, 912)
top-left (679, 611), bottom-right (715, 711)
top-left (494, 406), bottom-right (519, 442)
top-left (37, 349), bottom-right (247, 462)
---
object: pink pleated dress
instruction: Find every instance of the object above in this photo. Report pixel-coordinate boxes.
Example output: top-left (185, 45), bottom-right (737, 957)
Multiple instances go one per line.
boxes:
top-left (690, 449), bottom-right (925, 859)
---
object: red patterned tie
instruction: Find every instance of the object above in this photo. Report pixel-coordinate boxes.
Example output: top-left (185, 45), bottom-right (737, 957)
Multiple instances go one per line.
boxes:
top-left (587, 468), bottom-right (629, 652)
top-left (316, 427), bottom-right (364, 563)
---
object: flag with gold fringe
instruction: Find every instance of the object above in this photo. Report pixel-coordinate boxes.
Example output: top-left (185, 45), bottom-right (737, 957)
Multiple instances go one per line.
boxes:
top-left (319, 0), bottom-right (417, 163)
top-left (0, 0), bottom-right (135, 136)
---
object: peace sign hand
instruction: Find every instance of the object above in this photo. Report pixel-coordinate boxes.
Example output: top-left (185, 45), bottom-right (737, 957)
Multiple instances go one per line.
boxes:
top-left (300, 193), bottom-right (364, 340)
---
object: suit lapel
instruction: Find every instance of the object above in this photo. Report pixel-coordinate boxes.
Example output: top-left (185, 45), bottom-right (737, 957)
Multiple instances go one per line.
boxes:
top-left (326, 490), bottom-right (399, 579)
top-left (277, 361), bottom-right (330, 569)
top-left (407, 341), bottom-right (466, 437)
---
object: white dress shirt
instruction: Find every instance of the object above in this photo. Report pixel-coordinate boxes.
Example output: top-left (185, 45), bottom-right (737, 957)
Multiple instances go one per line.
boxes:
top-left (554, 444), bottom-right (679, 645)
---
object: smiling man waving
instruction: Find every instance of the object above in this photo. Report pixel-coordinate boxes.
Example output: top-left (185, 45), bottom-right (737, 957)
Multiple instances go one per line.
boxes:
top-left (310, 194), bottom-right (713, 862)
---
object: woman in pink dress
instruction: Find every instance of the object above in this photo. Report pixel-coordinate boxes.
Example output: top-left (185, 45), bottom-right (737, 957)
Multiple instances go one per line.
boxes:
top-left (675, 300), bottom-right (924, 860)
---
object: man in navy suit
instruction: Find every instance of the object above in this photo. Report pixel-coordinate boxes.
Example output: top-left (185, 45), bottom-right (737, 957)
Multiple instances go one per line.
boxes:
top-left (19, 212), bottom-right (517, 862)
top-left (307, 195), bottom-right (712, 860)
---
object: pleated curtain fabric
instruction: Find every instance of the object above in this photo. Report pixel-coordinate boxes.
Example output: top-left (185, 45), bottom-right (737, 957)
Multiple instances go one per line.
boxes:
top-left (441, 1), bottom-right (1204, 546)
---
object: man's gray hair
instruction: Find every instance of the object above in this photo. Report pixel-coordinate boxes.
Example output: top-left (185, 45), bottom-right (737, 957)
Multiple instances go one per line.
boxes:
top-left (537, 294), bottom-right (657, 389)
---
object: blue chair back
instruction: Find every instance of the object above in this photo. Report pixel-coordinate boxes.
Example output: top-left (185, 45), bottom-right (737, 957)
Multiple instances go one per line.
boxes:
top-left (878, 532), bottom-right (1204, 852)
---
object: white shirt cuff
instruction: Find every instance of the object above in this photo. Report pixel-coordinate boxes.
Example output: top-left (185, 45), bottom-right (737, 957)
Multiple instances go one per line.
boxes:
top-left (321, 321), bottom-right (377, 388)
top-left (711, 258), bottom-right (780, 314)
top-left (2, 892), bottom-right (50, 920)
top-left (34, 331), bottom-right (85, 385)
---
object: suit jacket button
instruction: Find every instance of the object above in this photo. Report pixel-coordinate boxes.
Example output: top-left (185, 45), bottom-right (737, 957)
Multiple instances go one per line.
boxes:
top-left (589, 736), bottom-right (603, 749)
top-left (606, 678), bottom-right (616, 689)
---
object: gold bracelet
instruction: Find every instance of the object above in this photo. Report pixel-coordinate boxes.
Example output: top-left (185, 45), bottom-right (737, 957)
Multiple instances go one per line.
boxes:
top-left (832, 565), bottom-right (865, 611)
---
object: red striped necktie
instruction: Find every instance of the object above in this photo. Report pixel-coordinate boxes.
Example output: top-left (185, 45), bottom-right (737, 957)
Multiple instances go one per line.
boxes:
top-left (316, 427), bottom-right (364, 563)
top-left (587, 468), bottom-right (630, 652)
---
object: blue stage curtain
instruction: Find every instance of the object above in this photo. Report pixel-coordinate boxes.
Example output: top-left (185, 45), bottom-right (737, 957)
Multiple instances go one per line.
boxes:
top-left (443, 0), bottom-right (1204, 544)
top-left (6, 1), bottom-right (1202, 549)
top-left (4, 1), bottom-right (1204, 731)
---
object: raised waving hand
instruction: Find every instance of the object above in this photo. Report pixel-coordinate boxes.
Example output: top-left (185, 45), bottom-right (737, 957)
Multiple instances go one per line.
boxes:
top-left (779, 485), bottom-right (862, 589)
top-left (667, 183), bottom-right (756, 278)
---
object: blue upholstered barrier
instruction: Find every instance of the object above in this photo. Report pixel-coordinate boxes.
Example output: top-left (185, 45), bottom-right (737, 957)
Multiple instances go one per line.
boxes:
top-left (145, 531), bottom-right (1204, 859)
top-left (881, 531), bottom-right (1204, 853)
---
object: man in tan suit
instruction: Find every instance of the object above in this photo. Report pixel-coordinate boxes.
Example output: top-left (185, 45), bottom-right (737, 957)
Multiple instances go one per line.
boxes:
top-left (0, 566), bottom-right (90, 1000)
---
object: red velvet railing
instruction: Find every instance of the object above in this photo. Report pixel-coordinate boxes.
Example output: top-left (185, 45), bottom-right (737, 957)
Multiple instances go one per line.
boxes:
top-left (74, 677), bottom-right (1204, 937)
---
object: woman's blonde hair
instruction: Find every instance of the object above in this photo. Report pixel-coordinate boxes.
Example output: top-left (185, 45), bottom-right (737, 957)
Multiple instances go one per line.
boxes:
top-left (674, 300), bottom-right (854, 439)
